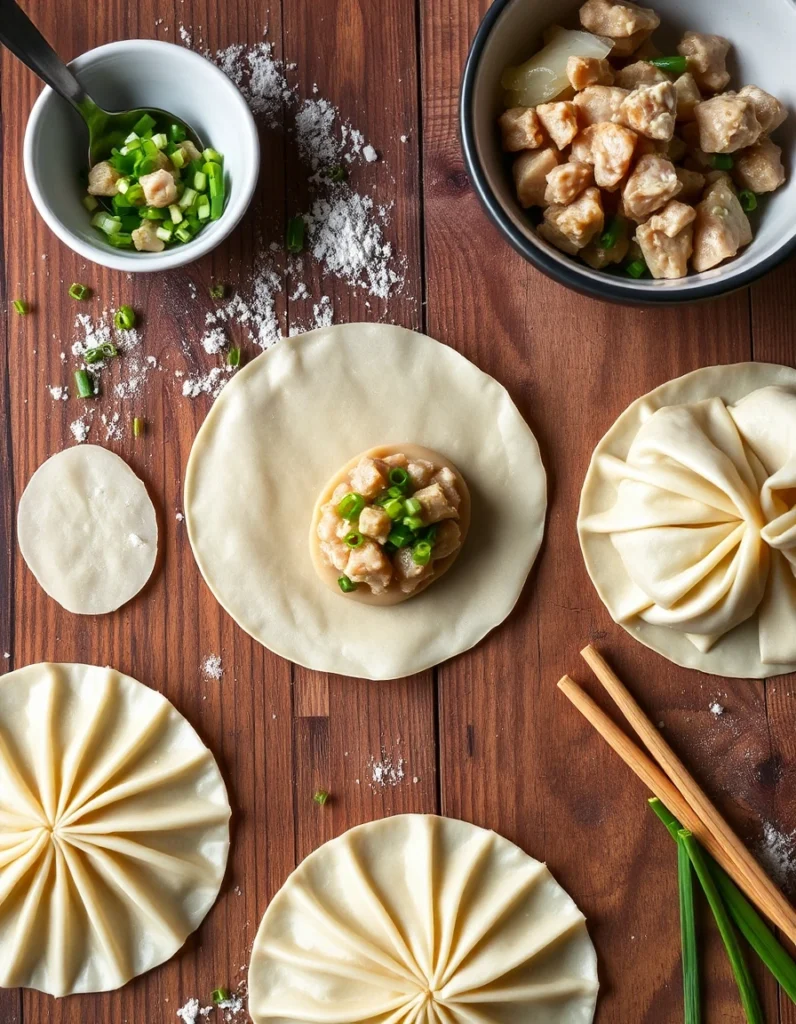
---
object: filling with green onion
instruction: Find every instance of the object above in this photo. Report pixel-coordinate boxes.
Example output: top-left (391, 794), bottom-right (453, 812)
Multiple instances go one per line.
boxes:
top-left (316, 451), bottom-right (466, 597)
top-left (84, 116), bottom-right (226, 253)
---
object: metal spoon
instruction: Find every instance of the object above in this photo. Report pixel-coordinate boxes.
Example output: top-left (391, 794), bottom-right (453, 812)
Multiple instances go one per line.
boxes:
top-left (0, 0), bottom-right (202, 165)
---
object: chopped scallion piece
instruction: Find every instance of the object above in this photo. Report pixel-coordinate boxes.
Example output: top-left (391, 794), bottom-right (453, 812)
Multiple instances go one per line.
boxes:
top-left (739, 189), bottom-right (758, 212)
top-left (647, 55), bottom-right (688, 74)
top-left (170, 147), bottom-right (186, 169)
top-left (412, 540), bottom-right (432, 565)
top-left (175, 224), bottom-right (193, 243)
top-left (625, 259), bottom-right (647, 279)
top-left (114, 305), bottom-right (136, 331)
top-left (286, 215), bottom-right (306, 254)
top-left (599, 215), bottom-right (625, 251)
top-left (193, 170), bottom-right (208, 192)
top-left (132, 113), bottom-right (156, 135)
top-left (107, 232), bottom-right (133, 248)
top-left (338, 492), bottom-right (365, 520)
top-left (388, 467), bottom-right (410, 489)
top-left (178, 187), bottom-right (198, 210)
top-left (227, 347), bottom-right (241, 367)
top-left (388, 524), bottom-right (415, 548)
top-left (140, 206), bottom-right (166, 220)
top-left (124, 131), bottom-right (140, 145)
top-left (12, 299), bottom-right (28, 315)
top-left (156, 224), bottom-right (174, 242)
top-left (386, 485), bottom-right (404, 499)
top-left (169, 204), bottom-right (184, 225)
top-left (344, 531), bottom-right (364, 548)
top-left (169, 123), bottom-right (187, 144)
top-left (211, 987), bottom-right (231, 1005)
top-left (84, 342), bottom-right (118, 364)
top-left (82, 194), bottom-right (99, 212)
top-left (404, 515), bottom-right (425, 531)
top-left (313, 789), bottom-right (330, 805)
top-left (133, 416), bottom-right (144, 438)
top-left (338, 574), bottom-right (357, 593)
top-left (404, 497), bottom-right (422, 516)
top-left (117, 177), bottom-right (132, 194)
top-left (328, 165), bottom-right (347, 183)
top-left (91, 211), bottom-right (122, 236)
top-left (68, 282), bottom-right (91, 300)
top-left (196, 197), bottom-right (211, 220)
top-left (384, 498), bottom-right (405, 520)
top-left (151, 132), bottom-right (168, 150)
top-left (209, 283), bottom-right (226, 300)
top-left (203, 147), bottom-right (223, 164)
top-left (74, 369), bottom-right (94, 398)
top-left (710, 154), bottom-right (734, 170)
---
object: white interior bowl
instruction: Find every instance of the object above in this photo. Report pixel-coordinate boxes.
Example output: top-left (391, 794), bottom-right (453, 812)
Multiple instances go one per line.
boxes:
top-left (24, 39), bottom-right (259, 273)
top-left (461, 0), bottom-right (796, 303)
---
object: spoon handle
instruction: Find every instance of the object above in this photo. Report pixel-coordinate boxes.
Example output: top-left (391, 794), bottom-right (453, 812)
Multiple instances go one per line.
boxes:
top-left (0, 0), bottom-right (95, 117)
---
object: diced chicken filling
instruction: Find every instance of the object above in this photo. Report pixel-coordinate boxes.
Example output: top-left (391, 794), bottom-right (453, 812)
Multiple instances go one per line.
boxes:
top-left (634, 200), bottom-right (696, 278)
top-left (673, 74), bottom-right (701, 121)
top-left (317, 452), bottom-right (465, 597)
top-left (675, 167), bottom-right (706, 203)
top-left (139, 168), bottom-right (179, 208)
top-left (177, 139), bottom-right (203, 163)
top-left (580, 233), bottom-right (630, 269)
top-left (358, 505), bottom-right (392, 545)
top-left (567, 55), bottom-right (615, 91)
top-left (692, 177), bottom-right (752, 272)
top-left (615, 61), bottom-right (668, 90)
top-left (513, 148), bottom-right (561, 207)
top-left (622, 153), bottom-right (681, 220)
top-left (694, 95), bottom-right (762, 153)
top-left (579, 0), bottom-right (659, 38)
top-left (733, 137), bottom-right (785, 194)
top-left (87, 161), bottom-right (122, 197)
top-left (350, 457), bottom-right (387, 499)
top-left (573, 86), bottom-right (628, 126)
top-left (536, 101), bottom-right (580, 149)
top-left (499, 107), bottom-right (544, 151)
top-left (538, 186), bottom-right (604, 254)
top-left (131, 219), bottom-right (165, 253)
top-left (588, 123), bottom-right (638, 188)
top-left (737, 85), bottom-right (787, 134)
top-left (608, 28), bottom-right (654, 58)
top-left (544, 161), bottom-right (594, 206)
top-left (620, 81), bottom-right (676, 140)
top-left (677, 32), bottom-right (731, 93)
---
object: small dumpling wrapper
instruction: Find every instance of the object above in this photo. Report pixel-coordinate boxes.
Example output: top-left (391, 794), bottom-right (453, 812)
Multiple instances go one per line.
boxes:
top-left (185, 324), bottom-right (547, 680)
top-left (17, 445), bottom-right (158, 615)
top-left (578, 362), bottom-right (796, 678)
top-left (0, 663), bottom-right (231, 996)
top-left (248, 814), bottom-right (599, 1024)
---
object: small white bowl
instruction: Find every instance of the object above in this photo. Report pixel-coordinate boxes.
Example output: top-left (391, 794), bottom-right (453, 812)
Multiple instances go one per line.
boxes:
top-left (461, 0), bottom-right (796, 303)
top-left (24, 39), bottom-right (260, 273)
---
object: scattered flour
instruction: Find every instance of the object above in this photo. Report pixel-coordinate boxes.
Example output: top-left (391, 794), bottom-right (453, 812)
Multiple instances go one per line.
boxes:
top-left (182, 366), bottom-right (233, 399)
top-left (368, 749), bottom-right (406, 789)
top-left (69, 417), bottom-right (91, 444)
top-left (758, 822), bottom-right (796, 889)
top-left (208, 41), bottom-right (293, 127)
top-left (178, 24), bottom-right (192, 46)
top-left (709, 702), bottom-right (725, 716)
top-left (48, 385), bottom-right (68, 401)
top-left (201, 327), bottom-right (227, 354)
top-left (202, 654), bottom-right (223, 680)
top-left (176, 998), bottom-right (213, 1022)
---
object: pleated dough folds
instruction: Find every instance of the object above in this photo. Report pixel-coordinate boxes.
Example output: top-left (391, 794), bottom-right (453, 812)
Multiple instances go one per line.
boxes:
top-left (580, 373), bottom-right (796, 674)
top-left (0, 663), bottom-right (230, 996)
top-left (249, 814), bottom-right (598, 1024)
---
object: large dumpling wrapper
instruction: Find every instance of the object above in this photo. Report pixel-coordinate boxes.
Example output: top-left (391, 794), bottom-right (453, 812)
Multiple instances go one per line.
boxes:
top-left (184, 324), bottom-right (547, 680)
top-left (579, 363), bottom-right (796, 678)
top-left (0, 663), bottom-right (231, 996)
top-left (17, 445), bottom-right (158, 615)
top-left (249, 814), bottom-right (598, 1024)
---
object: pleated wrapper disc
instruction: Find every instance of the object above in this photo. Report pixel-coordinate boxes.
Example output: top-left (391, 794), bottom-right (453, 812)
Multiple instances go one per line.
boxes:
top-left (0, 663), bottom-right (230, 996)
top-left (249, 814), bottom-right (598, 1023)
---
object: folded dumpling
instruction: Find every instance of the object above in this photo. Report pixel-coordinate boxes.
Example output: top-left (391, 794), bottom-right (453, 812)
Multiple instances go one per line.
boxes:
top-left (579, 365), bottom-right (796, 677)
top-left (248, 814), bottom-right (599, 1023)
top-left (0, 663), bottom-right (230, 996)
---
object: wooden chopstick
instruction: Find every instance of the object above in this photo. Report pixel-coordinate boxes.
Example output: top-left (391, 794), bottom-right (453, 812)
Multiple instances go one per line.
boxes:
top-left (576, 645), bottom-right (796, 946)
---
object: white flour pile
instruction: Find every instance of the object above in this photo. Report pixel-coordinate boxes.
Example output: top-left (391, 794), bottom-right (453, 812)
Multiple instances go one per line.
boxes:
top-left (176, 998), bottom-right (213, 1023)
top-left (758, 822), bottom-right (796, 889)
top-left (368, 750), bottom-right (406, 789)
top-left (202, 654), bottom-right (223, 681)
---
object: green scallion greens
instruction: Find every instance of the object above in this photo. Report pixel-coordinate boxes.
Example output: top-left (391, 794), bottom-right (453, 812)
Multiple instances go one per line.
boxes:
top-left (286, 215), bottom-right (306, 254)
top-left (114, 305), bottom-right (136, 330)
top-left (647, 55), bottom-right (688, 74)
top-left (313, 790), bottom-right (330, 806)
top-left (12, 299), bottom-right (28, 315)
top-left (74, 369), bottom-right (94, 398)
top-left (68, 282), bottom-right (91, 300)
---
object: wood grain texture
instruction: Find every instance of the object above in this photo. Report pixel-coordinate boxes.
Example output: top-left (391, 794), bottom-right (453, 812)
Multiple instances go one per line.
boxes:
top-left (0, 0), bottom-right (795, 1022)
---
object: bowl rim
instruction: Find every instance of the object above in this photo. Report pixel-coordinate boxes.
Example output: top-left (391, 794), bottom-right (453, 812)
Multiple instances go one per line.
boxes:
top-left (23, 38), bottom-right (260, 274)
top-left (459, 0), bottom-right (796, 305)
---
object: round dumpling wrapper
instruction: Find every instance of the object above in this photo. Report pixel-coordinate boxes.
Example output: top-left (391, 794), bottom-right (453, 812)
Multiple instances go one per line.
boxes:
top-left (248, 814), bottom-right (599, 1024)
top-left (0, 663), bottom-right (231, 996)
top-left (579, 362), bottom-right (796, 678)
top-left (184, 324), bottom-right (547, 680)
top-left (17, 445), bottom-right (158, 615)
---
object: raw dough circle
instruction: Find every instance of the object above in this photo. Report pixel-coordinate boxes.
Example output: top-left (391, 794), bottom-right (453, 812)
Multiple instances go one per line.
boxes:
top-left (248, 814), bottom-right (599, 1024)
top-left (309, 444), bottom-right (471, 605)
top-left (17, 445), bottom-right (158, 615)
top-left (0, 662), bottom-right (231, 996)
top-left (579, 362), bottom-right (796, 678)
top-left (185, 324), bottom-right (547, 680)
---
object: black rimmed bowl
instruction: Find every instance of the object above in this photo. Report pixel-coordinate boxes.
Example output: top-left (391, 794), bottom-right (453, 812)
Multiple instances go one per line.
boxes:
top-left (460, 0), bottom-right (796, 304)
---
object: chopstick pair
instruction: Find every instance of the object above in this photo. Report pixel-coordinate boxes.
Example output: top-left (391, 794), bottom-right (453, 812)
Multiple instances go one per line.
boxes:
top-left (558, 645), bottom-right (796, 946)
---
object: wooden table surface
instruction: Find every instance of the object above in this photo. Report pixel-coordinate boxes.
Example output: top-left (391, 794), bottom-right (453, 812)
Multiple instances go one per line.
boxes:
top-left (2, 1), bottom-right (796, 1021)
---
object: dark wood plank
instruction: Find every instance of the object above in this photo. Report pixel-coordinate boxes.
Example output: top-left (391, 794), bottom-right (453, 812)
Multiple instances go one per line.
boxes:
top-left (420, 0), bottom-right (788, 1019)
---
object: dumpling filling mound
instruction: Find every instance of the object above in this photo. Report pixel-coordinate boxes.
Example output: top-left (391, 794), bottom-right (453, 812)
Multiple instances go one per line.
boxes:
top-left (313, 446), bottom-right (469, 601)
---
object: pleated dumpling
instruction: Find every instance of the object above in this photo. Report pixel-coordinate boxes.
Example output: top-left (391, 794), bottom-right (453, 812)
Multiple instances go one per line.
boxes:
top-left (579, 364), bottom-right (796, 677)
top-left (248, 814), bottom-right (598, 1024)
top-left (0, 663), bottom-right (231, 996)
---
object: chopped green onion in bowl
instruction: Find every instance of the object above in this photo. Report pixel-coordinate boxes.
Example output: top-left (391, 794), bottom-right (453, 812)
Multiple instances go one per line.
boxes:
top-left (84, 124), bottom-right (227, 252)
